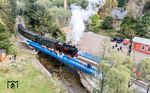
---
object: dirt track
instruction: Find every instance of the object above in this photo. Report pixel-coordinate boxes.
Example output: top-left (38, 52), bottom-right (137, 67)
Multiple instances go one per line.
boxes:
top-left (77, 32), bottom-right (150, 62)
top-left (77, 32), bottom-right (109, 56)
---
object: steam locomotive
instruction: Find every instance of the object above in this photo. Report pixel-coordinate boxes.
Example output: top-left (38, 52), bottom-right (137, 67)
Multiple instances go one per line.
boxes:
top-left (18, 24), bottom-right (78, 57)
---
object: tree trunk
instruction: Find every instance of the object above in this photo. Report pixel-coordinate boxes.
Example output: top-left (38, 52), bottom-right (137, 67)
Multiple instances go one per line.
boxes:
top-left (101, 74), bottom-right (105, 93)
top-left (147, 84), bottom-right (150, 93)
top-left (64, 0), bottom-right (67, 10)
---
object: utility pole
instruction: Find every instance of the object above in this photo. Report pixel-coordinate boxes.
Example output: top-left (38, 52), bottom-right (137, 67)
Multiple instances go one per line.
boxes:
top-left (147, 84), bottom-right (150, 93)
top-left (64, 0), bottom-right (67, 10)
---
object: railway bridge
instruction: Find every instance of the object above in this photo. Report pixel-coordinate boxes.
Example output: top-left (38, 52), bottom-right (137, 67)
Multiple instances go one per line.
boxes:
top-left (27, 40), bottom-right (102, 78)
top-left (26, 39), bottom-right (149, 92)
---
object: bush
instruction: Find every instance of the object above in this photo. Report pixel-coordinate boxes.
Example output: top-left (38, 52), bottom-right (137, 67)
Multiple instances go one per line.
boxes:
top-left (88, 13), bottom-right (100, 33)
top-left (143, 1), bottom-right (150, 14)
top-left (135, 14), bottom-right (150, 38)
top-left (117, 0), bottom-right (126, 7)
top-left (146, 75), bottom-right (150, 81)
top-left (7, 45), bottom-right (19, 55)
top-left (101, 16), bottom-right (113, 30)
top-left (0, 23), bottom-right (12, 52)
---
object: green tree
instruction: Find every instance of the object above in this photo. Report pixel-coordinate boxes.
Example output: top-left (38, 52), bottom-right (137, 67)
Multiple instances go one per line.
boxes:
top-left (0, 0), bottom-right (16, 32)
top-left (117, 0), bottom-right (126, 7)
top-left (106, 65), bottom-right (130, 93)
top-left (47, 7), bottom-right (71, 28)
top-left (50, 0), bottom-right (88, 9)
top-left (19, 0), bottom-right (69, 41)
top-left (121, 16), bottom-right (137, 38)
top-left (35, 0), bottom-right (52, 9)
top-left (135, 14), bottom-right (150, 38)
top-left (106, 50), bottom-right (126, 67)
top-left (15, 0), bottom-right (26, 15)
top-left (141, 14), bottom-right (150, 38)
top-left (96, 50), bottom-right (133, 93)
top-left (23, 0), bottom-right (48, 32)
top-left (88, 13), bottom-right (100, 33)
top-left (7, 45), bottom-right (19, 55)
top-left (0, 23), bottom-right (12, 53)
top-left (101, 16), bottom-right (113, 30)
top-left (45, 7), bottom-right (71, 41)
top-left (123, 57), bottom-right (134, 71)
top-left (99, 0), bottom-right (118, 19)
top-left (121, 14), bottom-right (150, 38)
top-left (96, 60), bottom-right (111, 93)
top-left (139, 58), bottom-right (150, 78)
top-left (135, 21), bottom-right (146, 37)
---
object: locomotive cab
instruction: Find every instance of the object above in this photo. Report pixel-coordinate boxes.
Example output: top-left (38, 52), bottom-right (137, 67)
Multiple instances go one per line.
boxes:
top-left (55, 42), bottom-right (78, 57)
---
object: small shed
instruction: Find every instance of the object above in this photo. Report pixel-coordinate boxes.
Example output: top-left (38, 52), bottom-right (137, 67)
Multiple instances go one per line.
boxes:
top-left (111, 8), bottom-right (127, 20)
top-left (132, 37), bottom-right (150, 54)
top-left (0, 49), bottom-right (6, 62)
top-left (111, 8), bottom-right (127, 30)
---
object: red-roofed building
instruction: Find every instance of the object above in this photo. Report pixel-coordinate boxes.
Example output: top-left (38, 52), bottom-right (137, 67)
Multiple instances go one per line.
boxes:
top-left (132, 37), bottom-right (150, 54)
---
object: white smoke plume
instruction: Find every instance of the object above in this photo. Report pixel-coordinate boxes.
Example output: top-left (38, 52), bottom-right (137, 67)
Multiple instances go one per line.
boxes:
top-left (67, 0), bottom-right (105, 45)
top-left (16, 16), bottom-right (25, 28)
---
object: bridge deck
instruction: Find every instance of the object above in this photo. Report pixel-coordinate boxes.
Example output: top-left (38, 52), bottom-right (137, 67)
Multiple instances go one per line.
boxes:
top-left (27, 40), bottom-right (99, 76)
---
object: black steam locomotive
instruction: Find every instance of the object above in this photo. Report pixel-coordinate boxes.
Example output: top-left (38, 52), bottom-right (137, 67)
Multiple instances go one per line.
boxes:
top-left (18, 24), bottom-right (78, 57)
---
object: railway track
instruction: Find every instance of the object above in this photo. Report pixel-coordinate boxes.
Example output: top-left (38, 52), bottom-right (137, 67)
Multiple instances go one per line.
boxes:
top-left (37, 48), bottom-right (149, 93)
top-left (78, 55), bottom-right (150, 92)
top-left (77, 56), bottom-right (98, 67)
top-left (130, 77), bottom-right (149, 90)
top-left (20, 33), bottom-right (149, 92)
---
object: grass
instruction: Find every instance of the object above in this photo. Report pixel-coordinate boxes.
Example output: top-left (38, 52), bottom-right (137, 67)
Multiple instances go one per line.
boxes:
top-left (0, 59), bottom-right (67, 93)
top-left (98, 29), bottom-right (119, 38)
top-left (0, 31), bottom-right (67, 93)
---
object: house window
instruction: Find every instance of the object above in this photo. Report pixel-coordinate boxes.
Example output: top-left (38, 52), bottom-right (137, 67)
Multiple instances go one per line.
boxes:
top-left (148, 47), bottom-right (150, 51)
top-left (141, 45), bottom-right (145, 50)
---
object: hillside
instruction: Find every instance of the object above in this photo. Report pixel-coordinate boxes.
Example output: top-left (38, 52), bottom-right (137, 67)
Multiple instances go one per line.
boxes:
top-left (0, 36), bottom-right (67, 93)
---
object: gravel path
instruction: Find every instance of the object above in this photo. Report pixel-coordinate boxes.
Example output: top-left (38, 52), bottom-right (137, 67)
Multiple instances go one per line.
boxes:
top-left (77, 32), bottom-right (150, 62)
top-left (77, 32), bottom-right (109, 56)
